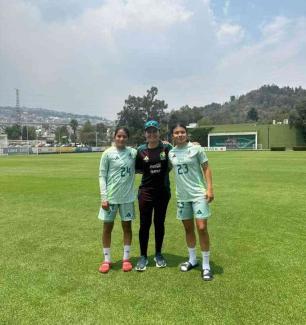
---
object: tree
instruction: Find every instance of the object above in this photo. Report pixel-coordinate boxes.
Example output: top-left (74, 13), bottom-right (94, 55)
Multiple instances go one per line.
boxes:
top-left (117, 86), bottom-right (168, 145)
top-left (22, 126), bottom-right (36, 140)
top-left (247, 107), bottom-right (259, 122)
top-left (96, 123), bottom-right (107, 145)
top-left (80, 121), bottom-right (96, 145)
top-left (168, 105), bottom-right (202, 127)
top-left (117, 96), bottom-right (145, 130)
top-left (70, 119), bottom-right (79, 146)
top-left (5, 124), bottom-right (21, 140)
top-left (189, 127), bottom-right (213, 146)
top-left (197, 117), bottom-right (212, 126)
top-left (290, 100), bottom-right (306, 142)
top-left (55, 125), bottom-right (69, 144)
top-left (143, 87), bottom-right (168, 121)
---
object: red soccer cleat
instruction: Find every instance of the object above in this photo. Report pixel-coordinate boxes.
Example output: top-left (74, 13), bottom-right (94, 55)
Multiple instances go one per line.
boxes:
top-left (99, 261), bottom-right (111, 273)
top-left (122, 259), bottom-right (133, 272)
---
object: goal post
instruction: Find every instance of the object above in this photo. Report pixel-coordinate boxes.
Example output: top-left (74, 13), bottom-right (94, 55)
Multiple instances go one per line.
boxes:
top-left (208, 132), bottom-right (258, 150)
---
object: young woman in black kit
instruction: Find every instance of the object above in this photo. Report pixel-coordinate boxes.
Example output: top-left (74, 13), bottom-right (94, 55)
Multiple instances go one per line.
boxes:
top-left (135, 120), bottom-right (172, 271)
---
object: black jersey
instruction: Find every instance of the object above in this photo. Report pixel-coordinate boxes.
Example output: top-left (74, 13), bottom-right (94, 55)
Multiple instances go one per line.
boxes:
top-left (136, 141), bottom-right (172, 191)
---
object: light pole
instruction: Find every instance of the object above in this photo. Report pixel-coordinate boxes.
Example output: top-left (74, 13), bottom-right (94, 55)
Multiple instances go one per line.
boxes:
top-left (26, 124), bottom-right (29, 155)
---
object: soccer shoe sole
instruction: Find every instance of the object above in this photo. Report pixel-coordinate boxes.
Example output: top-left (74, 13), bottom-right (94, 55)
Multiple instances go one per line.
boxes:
top-left (154, 257), bottom-right (167, 268)
top-left (135, 260), bottom-right (148, 272)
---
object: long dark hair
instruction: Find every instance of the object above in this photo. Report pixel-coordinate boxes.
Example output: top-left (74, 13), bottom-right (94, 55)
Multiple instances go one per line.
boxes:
top-left (114, 127), bottom-right (129, 138)
top-left (171, 123), bottom-right (187, 134)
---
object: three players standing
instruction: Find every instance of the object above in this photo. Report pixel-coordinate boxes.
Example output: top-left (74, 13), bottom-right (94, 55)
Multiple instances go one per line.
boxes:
top-left (98, 121), bottom-right (214, 280)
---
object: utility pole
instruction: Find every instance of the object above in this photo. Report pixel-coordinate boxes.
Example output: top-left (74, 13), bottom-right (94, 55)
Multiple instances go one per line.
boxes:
top-left (16, 88), bottom-right (20, 108)
top-left (15, 88), bottom-right (22, 140)
top-left (15, 88), bottom-right (21, 123)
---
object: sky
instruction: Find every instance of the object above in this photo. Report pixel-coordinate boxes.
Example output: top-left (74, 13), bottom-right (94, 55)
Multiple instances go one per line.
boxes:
top-left (1, 0), bottom-right (306, 119)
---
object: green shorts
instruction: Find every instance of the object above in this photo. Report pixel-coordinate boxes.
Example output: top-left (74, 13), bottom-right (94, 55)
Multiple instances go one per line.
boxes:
top-left (176, 198), bottom-right (211, 220)
top-left (98, 202), bottom-right (135, 223)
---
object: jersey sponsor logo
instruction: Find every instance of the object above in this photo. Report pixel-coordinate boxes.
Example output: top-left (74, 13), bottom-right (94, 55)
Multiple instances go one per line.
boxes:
top-left (143, 156), bottom-right (149, 162)
top-left (149, 162), bottom-right (161, 174)
top-left (150, 163), bottom-right (161, 169)
top-left (197, 210), bottom-right (202, 215)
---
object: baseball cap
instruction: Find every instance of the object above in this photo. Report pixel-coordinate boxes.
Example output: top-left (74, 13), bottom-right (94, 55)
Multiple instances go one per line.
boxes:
top-left (144, 120), bottom-right (160, 130)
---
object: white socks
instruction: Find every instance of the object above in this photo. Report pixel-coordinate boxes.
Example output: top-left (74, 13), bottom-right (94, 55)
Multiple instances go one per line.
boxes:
top-left (103, 248), bottom-right (111, 262)
top-left (202, 251), bottom-right (210, 270)
top-left (188, 248), bottom-right (211, 269)
top-left (103, 246), bottom-right (131, 262)
top-left (188, 247), bottom-right (197, 266)
top-left (123, 245), bottom-right (131, 260)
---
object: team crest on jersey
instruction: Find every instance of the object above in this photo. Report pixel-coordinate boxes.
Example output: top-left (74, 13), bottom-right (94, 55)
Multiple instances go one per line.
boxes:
top-left (128, 153), bottom-right (132, 159)
top-left (160, 152), bottom-right (166, 160)
top-left (143, 156), bottom-right (149, 162)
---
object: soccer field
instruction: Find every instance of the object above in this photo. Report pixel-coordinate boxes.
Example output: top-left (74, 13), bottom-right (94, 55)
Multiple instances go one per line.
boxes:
top-left (0, 152), bottom-right (305, 324)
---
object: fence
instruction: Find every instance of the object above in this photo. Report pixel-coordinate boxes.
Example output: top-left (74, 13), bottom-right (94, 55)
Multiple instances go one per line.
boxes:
top-left (0, 146), bottom-right (105, 156)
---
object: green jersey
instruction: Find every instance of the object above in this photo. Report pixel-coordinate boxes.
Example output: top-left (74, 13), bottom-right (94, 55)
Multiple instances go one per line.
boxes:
top-left (169, 142), bottom-right (208, 202)
top-left (99, 146), bottom-right (137, 204)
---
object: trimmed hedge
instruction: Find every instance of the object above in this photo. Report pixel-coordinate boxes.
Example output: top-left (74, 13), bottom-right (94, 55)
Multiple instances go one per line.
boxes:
top-left (271, 147), bottom-right (286, 151)
top-left (293, 146), bottom-right (306, 151)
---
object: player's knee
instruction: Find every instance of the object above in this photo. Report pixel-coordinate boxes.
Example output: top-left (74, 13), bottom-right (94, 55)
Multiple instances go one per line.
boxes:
top-left (197, 224), bottom-right (208, 233)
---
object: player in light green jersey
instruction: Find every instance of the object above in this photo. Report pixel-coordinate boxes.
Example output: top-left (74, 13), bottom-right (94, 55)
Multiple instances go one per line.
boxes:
top-left (98, 127), bottom-right (137, 273)
top-left (169, 123), bottom-right (214, 281)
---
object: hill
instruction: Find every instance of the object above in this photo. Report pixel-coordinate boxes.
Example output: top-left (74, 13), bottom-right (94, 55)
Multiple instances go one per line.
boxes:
top-left (209, 85), bottom-right (306, 124)
top-left (169, 85), bottom-right (306, 125)
top-left (0, 106), bottom-right (112, 126)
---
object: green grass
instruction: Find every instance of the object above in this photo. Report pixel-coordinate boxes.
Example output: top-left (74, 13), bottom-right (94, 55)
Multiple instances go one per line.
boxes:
top-left (0, 152), bottom-right (305, 324)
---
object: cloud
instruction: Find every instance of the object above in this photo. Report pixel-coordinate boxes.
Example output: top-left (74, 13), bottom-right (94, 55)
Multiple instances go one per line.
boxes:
top-left (260, 16), bottom-right (291, 44)
top-left (217, 23), bottom-right (245, 45)
top-left (0, 0), bottom-right (194, 117)
top-left (216, 16), bottom-right (306, 96)
top-left (1, 1), bottom-right (306, 119)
